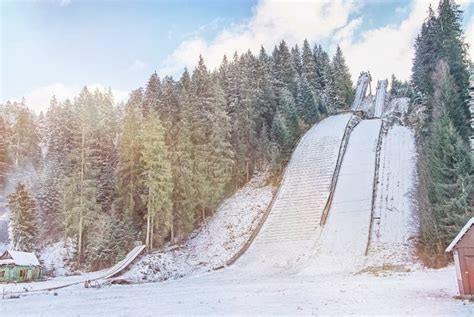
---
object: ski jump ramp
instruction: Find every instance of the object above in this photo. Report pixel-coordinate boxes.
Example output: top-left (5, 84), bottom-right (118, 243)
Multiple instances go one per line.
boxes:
top-left (374, 80), bottom-right (388, 118)
top-left (234, 113), bottom-right (360, 272)
top-left (304, 119), bottom-right (383, 273)
top-left (351, 73), bottom-right (371, 111)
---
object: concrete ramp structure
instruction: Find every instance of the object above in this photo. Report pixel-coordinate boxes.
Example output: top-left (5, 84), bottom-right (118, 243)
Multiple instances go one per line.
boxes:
top-left (374, 79), bottom-right (388, 118)
top-left (351, 72), bottom-right (371, 111)
top-left (234, 114), bottom-right (360, 273)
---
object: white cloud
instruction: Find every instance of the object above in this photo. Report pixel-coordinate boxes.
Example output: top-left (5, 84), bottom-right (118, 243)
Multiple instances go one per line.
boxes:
top-left (161, 0), bottom-right (472, 85)
top-left (5, 83), bottom-right (129, 114)
top-left (159, 0), bottom-right (355, 76)
top-left (59, 0), bottom-right (71, 7)
top-left (465, 16), bottom-right (474, 60)
top-left (338, 0), bottom-right (439, 83)
top-left (129, 59), bottom-right (147, 72)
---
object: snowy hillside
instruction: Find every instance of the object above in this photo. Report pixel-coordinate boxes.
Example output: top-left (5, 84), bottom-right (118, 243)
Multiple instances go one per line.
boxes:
top-left (123, 172), bottom-right (274, 282)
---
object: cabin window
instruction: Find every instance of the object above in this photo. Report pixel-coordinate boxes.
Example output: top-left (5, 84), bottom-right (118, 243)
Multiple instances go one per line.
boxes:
top-left (19, 269), bottom-right (27, 279)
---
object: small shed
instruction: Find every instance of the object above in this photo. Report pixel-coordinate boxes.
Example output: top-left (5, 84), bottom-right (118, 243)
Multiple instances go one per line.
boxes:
top-left (446, 218), bottom-right (474, 298)
top-left (0, 250), bottom-right (42, 283)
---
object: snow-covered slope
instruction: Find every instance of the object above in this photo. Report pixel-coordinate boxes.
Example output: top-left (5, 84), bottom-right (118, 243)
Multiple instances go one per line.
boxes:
top-left (304, 119), bottom-right (382, 273)
top-left (234, 114), bottom-right (357, 273)
top-left (123, 173), bottom-right (274, 282)
top-left (367, 124), bottom-right (418, 267)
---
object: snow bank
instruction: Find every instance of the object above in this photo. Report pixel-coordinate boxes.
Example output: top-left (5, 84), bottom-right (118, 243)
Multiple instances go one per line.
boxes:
top-left (123, 172), bottom-right (274, 282)
top-left (384, 97), bottom-right (411, 118)
top-left (39, 241), bottom-right (74, 276)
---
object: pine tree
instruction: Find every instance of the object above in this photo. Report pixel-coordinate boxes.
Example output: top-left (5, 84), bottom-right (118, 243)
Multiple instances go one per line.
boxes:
top-left (91, 89), bottom-right (118, 214)
top-left (141, 114), bottom-right (173, 249)
top-left (412, 1), bottom-right (471, 140)
top-left (412, 6), bottom-right (438, 97)
top-left (117, 89), bottom-right (146, 228)
top-left (427, 112), bottom-right (473, 245)
top-left (9, 102), bottom-right (41, 169)
top-left (7, 182), bottom-right (38, 251)
top-left (143, 72), bottom-right (162, 118)
top-left (272, 41), bottom-right (297, 96)
top-left (296, 76), bottom-right (320, 125)
top-left (435, 0), bottom-right (471, 141)
top-left (331, 45), bottom-right (354, 109)
top-left (291, 44), bottom-right (302, 77)
top-left (67, 87), bottom-right (101, 265)
top-left (301, 39), bottom-right (318, 93)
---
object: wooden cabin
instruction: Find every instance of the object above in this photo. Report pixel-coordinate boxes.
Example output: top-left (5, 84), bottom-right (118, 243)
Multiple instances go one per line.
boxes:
top-left (446, 218), bottom-right (474, 299)
top-left (0, 250), bottom-right (42, 283)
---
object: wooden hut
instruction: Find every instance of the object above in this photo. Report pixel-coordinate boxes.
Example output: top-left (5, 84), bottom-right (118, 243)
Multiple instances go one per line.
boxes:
top-left (446, 218), bottom-right (474, 298)
top-left (0, 250), bottom-right (42, 283)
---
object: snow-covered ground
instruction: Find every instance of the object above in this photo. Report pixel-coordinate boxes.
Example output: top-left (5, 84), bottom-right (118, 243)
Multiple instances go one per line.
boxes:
top-left (0, 266), bottom-right (471, 316)
top-left (39, 241), bottom-right (74, 277)
top-left (122, 172), bottom-right (274, 282)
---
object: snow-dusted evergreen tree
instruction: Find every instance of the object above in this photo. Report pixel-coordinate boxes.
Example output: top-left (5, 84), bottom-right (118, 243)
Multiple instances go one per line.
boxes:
top-left (272, 40), bottom-right (298, 96)
top-left (426, 61), bottom-right (473, 245)
top-left (296, 76), bottom-right (320, 125)
top-left (301, 39), bottom-right (317, 92)
top-left (8, 101), bottom-right (41, 169)
top-left (291, 44), bottom-right (302, 77)
top-left (65, 87), bottom-right (101, 265)
top-left (314, 44), bottom-right (336, 113)
top-left (7, 182), bottom-right (38, 252)
top-left (117, 89), bottom-right (146, 228)
top-left (412, 1), bottom-right (470, 140)
top-left (141, 114), bottom-right (173, 249)
top-left (427, 112), bottom-right (473, 245)
top-left (142, 72), bottom-right (162, 118)
top-left (331, 46), bottom-right (354, 109)
top-left (168, 69), bottom-right (197, 243)
top-left (88, 211), bottom-right (135, 270)
top-left (0, 115), bottom-right (9, 191)
top-left (190, 56), bottom-right (234, 220)
top-left (91, 89), bottom-right (118, 214)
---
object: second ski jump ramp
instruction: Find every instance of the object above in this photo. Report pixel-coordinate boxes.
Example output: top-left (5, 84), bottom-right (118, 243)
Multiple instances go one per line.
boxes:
top-left (234, 113), bottom-right (358, 273)
top-left (304, 119), bottom-right (383, 274)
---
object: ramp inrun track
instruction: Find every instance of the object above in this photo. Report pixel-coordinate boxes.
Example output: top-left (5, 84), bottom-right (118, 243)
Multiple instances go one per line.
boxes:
top-left (305, 119), bottom-right (382, 273)
top-left (234, 113), bottom-right (357, 272)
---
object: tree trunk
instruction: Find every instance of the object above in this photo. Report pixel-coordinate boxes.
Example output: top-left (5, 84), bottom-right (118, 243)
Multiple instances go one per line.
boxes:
top-left (170, 219), bottom-right (175, 245)
top-left (150, 213), bottom-right (154, 250)
top-left (129, 137), bottom-right (134, 215)
top-left (78, 126), bottom-right (85, 264)
top-left (145, 195), bottom-right (151, 249)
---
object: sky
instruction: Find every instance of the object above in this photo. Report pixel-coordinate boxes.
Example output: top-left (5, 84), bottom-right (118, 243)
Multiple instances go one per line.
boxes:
top-left (1, 0), bottom-right (473, 113)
